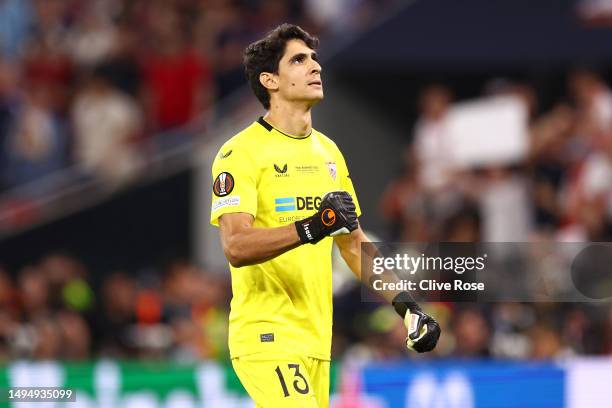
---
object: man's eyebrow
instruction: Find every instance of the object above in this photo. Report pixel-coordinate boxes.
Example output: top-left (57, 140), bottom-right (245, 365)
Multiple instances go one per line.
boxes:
top-left (288, 51), bottom-right (318, 60)
top-left (289, 52), bottom-right (306, 60)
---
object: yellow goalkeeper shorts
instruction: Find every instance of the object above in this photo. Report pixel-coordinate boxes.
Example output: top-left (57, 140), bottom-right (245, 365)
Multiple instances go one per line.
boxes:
top-left (231, 351), bottom-right (330, 408)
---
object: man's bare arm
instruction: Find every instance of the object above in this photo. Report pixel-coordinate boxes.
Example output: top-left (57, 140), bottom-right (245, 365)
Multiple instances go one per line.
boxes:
top-left (335, 227), bottom-right (441, 353)
top-left (219, 213), bottom-right (301, 267)
top-left (334, 227), bottom-right (402, 303)
top-left (219, 191), bottom-right (359, 268)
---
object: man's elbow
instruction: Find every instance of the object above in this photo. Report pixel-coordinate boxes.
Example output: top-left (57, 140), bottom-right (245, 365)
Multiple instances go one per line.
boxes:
top-left (223, 238), bottom-right (253, 268)
top-left (224, 246), bottom-right (248, 268)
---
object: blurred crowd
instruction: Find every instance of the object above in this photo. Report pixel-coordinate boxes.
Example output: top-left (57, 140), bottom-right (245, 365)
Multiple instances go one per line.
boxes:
top-left (361, 68), bottom-right (612, 361)
top-left (333, 292), bottom-right (612, 361)
top-left (1, 249), bottom-right (610, 362)
top-left (0, 253), bottom-right (231, 361)
top-left (0, 0), bottom-right (390, 194)
top-left (381, 69), bottom-right (612, 243)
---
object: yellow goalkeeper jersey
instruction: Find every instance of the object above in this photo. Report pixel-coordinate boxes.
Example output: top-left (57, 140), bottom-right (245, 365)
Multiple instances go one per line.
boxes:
top-left (210, 117), bottom-right (361, 360)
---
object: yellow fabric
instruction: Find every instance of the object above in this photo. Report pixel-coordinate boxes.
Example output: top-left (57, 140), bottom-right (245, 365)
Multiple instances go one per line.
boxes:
top-left (231, 351), bottom-right (330, 408)
top-left (211, 118), bottom-right (361, 360)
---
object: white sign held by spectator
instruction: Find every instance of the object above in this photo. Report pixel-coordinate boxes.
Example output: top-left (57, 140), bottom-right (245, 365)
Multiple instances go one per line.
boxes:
top-left (446, 95), bottom-right (528, 168)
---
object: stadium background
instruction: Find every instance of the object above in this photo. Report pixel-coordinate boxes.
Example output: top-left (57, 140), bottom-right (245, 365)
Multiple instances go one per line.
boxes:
top-left (1, 0), bottom-right (612, 406)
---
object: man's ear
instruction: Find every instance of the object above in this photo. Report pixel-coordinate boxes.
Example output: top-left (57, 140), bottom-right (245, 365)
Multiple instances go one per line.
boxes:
top-left (259, 72), bottom-right (279, 91)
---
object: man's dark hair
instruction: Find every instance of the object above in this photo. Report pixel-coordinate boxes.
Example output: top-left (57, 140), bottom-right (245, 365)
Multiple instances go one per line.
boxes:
top-left (244, 24), bottom-right (319, 109)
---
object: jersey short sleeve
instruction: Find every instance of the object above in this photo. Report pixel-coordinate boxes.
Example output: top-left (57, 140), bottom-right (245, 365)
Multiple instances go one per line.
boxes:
top-left (335, 148), bottom-right (362, 217)
top-left (210, 145), bottom-right (258, 226)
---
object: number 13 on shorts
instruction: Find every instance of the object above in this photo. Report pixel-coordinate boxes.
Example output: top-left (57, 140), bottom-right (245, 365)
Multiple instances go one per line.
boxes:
top-left (232, 353), bottom-right (328, 407)
top-left (275, 363), bottom-right (310, 397)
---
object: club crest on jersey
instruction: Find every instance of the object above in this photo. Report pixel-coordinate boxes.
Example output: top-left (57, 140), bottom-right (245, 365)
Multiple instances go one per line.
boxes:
top-left (326, 162), bottom-right (337, 181)
top-left (213, 172), bottom-right (234, 197)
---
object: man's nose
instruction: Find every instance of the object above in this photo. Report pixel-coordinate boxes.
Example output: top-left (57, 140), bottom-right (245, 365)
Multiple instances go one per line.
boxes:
top-left (311, 59), bottom-right (322, 74)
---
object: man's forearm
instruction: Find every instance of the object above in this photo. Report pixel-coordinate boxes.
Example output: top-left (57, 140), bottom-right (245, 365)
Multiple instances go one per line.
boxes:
top-left (220, 191), bottom-right (359, 267)
top-left (337, 231), bottom-right (414, 304)
top-left (220, 217), bottom-right (301, 267)
top-left (362, 243), bottom-right (409, 304)
top-left (337, 231), bottom-right (440, 352)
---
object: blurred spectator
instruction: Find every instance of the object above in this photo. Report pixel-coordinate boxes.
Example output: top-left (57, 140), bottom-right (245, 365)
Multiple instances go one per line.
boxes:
top-left (94, 271), bottom-right (137, 357)
top-left (529, 324), bottom-right (568, 359)
top-left (478, 168), bottom-right (531, 242)
top-left (0, 0), bottom-right (33, 60)
top-left (253, 0), bottom-right (299, 33)
top-left (305, 0), bottom-right (353, 27)
top-left (490, 303), bottom-right (533, 359)
top-left (18, 267), bottom-right (49, 318)
top-left (529, 104), bottom-right (576, 234)
top-left (562, 306), bottom-right (590, 354)
top-left (193, 0), bottom-right (242, 58)
top-left (39, 253), bottom-right (94, 312)
top-left (451, 308), bottom-right (491, 357)
top-left (305, 0), bottom-right (384, 32)
top-left (141, 5), bottom-right (212, 132)
top-left (65, 4), bottom-right (117, 68)
top-left (558, 70), bottom-right (612, 240)
top-left (379, 164), bottom-right (429, 241)
top-left (96, 23), bottom-right (141, 96)
top-left (214, 26), bottom-right (250, 101)
top-left (30, 315), bottom-right (62, 359)
top-left (1, 84), bottom-right (68, 191)
top-left (439, 202), bottom-right (481, 242)
top-left (56, 309), bottom-right (91, 360)
top-left (563, 137), bottom-right (612, 240)
top-left (569, 68), bottom-right (612, 135)
top-left (0, 61), bottom-right (18, 192)
top-left (0, 269), bottom-right (17, 311)
top-left (474, 82), bottom-right (535, 241)
top-left (410, 84), bottom-right (454, 193)
top-left (22, 34), bottom-right (73, 113)
top-left (71, 67), bottom-right (143, 184)
top-left (0, 269), bottom-right (19, 359)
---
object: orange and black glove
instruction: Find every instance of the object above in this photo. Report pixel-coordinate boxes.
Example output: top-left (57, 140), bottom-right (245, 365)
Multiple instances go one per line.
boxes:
top-left (295, 191), bottom-right (358, 244)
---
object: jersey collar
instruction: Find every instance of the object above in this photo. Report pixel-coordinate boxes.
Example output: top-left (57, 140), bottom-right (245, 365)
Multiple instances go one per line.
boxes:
top-left (257, 117), bottom-right (312, 139)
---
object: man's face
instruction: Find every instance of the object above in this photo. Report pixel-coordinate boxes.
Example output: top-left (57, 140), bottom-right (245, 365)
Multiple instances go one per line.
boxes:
top-left (274, 39), bottom-right (323, 105)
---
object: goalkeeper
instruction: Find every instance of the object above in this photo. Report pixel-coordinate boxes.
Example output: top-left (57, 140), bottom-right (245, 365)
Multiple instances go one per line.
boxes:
top-left (210, 24), bottom-right (440, 408)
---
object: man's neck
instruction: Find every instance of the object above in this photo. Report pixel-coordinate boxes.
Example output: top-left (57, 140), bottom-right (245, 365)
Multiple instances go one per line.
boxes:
top-left (264, 102), bottom-right (312, 137)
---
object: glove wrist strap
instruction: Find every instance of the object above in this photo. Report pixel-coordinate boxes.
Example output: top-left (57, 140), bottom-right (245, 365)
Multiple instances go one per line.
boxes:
top-left (295, 216), bottom-right (323, 244)
top-left (392, 291), bottom-right (420, 319)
